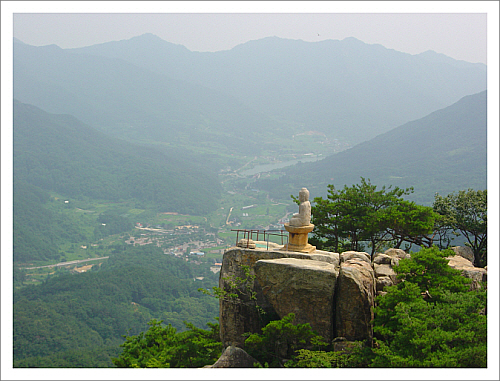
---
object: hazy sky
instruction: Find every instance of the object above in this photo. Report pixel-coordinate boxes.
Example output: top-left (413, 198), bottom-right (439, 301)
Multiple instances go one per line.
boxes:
top-left (5, 2), bottom-right (497, 65)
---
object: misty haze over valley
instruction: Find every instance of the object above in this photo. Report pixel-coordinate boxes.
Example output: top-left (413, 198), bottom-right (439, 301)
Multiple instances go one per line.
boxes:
top-left (11, 33), bottom-right (488, 368)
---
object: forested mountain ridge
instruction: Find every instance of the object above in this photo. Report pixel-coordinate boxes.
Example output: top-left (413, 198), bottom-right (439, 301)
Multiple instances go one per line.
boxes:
top-left (13, 39), bottom-right (291, 155)
top-left (67, 33), bottom-right (486, 145)
top-left (257, 90), bottom-right (487, 205)
top-left (14, 100), bottom-right (221, 214)
top-left (13, 100), bottom-right (221, 263)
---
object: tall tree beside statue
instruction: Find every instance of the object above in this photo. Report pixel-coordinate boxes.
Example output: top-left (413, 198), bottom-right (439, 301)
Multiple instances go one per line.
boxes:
top-left (310, 178), bottom-right (438, 255)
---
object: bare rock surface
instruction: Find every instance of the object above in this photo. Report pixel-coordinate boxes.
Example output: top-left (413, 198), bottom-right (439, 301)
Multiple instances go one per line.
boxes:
top-left (373, 263), bottom-right (396, 280)
top-left (209, 346), bottom-right (260, 368)
top-left (451, 246), bottom-right (475, 265)
top-left (372, 253), bottom-right (393, 265)
top-left (254, 258), bottom-right (338, 342)
top-left (335, 259), bottom-right (376, 345)
top-left (340, 251), bottom-right (371, 264)
top-left (376, 276), bottom-right (394, 293)
top-left (447, 254), bottom-right (486, 290)
top-left (219, 247), bottom-right (338, 348)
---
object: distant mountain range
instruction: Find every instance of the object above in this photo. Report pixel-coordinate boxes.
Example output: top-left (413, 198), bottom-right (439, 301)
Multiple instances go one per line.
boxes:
top-left (14, 34), bottom-right (486, 151)
top-left (257, 90), bottom-right (487, 205)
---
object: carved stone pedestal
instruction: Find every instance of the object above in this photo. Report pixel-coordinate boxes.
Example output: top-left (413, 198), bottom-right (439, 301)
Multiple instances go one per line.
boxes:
top-left (280, 223), bottom-right (316, 253)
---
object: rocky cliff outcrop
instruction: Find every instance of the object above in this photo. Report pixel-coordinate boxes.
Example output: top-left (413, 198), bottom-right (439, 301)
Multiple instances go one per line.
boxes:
top-left (446, 254), bottom-right (486, 290)
top-left (254, 258), bottom-right (338, 342)
top-left (218, 247), bottom-right (338, 348)
top-left (215, 245), bottom-right (486, 366)
top-left (335, 258), bottom-right (375, 345)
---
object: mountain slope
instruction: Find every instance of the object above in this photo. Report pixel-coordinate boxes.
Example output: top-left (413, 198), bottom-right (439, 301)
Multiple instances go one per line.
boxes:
top-left (69, 34), bottom-right (487, 144)
top-left (14, 100), bottom-right (221, 214)
top-left (13, 40), bottom-right (287, 155)
top-left (13, 244), bottom-right (219, 367)
top-left (257, 90), bottom-right (487, 205)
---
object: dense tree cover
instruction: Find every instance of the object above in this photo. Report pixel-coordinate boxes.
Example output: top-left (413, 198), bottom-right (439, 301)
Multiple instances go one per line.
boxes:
top-left (310, 179), bottom-right (488, 261)
top-left (112, 319), bottom-right (222, 368)
top-left (13, 245), bottom-right (219, 367)
top-left (368, 247), bottom-right (487, 367)
top-left (244, 313), bottom-right (327, 368)
top-left (310, 178), bottom-right (438, 254)
top-left (13, 179), bottom-right (139, 263)
top-left (13, 100), bottom-right (221, 216)
top-left (433, 189), bottom-right (487, 267)
top-left (14, 345), bottom-right (123, 368)
top-left (114, 248), bottom-right (486, 368)
top-left (94, 210), bottom-right (134, 239)
top-left (13, 180), bottom-right (90, 263)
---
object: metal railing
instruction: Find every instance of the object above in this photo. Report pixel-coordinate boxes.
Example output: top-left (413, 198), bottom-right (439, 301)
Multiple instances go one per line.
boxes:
top-left (231, 229), bottom-right (288, 250)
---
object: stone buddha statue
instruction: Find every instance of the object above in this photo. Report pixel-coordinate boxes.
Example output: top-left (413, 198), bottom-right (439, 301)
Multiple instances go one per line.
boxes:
top-left (289, 187), bottom-right (311, 227)
top-left (281, 187), bottom-right (315, 253)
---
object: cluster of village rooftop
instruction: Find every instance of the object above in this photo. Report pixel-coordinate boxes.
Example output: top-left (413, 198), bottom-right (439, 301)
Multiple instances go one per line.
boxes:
top-left (123, 223), bottom-right (224, 272)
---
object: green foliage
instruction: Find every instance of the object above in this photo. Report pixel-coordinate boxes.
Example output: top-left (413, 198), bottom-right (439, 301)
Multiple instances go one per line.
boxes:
top-left (433, 189), bottom-right (487, 266)
top-left (14, 345), bottom-right (122, 368)
top-left (112, 319), bottom-right (222, 368)
top-left (13, 245), bottom-right (219, 367)
top-left (372, 290), bottom-right (487, 367)
top-left (370, 247), bottom-right (486, 367)
top-left (393, 247), bottom-right (470, 296)
top-left (94, 210), bottom-right (133, 239)
top-left (311, 178), bottom-right (437, 254)
top-left (284, 344), bottom-right (370, 368)
top-left (13, 100), bottom-right (221, 217)
top-left (380, 199), bottom-right (438, 248)
top-left (285, 349), bottom-right (350, 368)
top-left (199, 265), bottom-right (265, 316)
top-left (13, 181), bottom-right (84, 263)
top-left (13, 267), bottom-right (27, 288)
top-left (244, 313), bottom-right (327, 367)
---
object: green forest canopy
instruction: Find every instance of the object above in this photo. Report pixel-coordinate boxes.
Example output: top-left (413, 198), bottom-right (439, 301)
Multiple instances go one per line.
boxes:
top-left (13, 244), bottom-right (219, 368)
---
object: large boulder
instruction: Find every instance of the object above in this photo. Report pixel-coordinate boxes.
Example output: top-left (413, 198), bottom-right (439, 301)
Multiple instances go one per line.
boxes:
top-left (447, 254), bottom-right (487, 290)
top-left (372, 252), bottom-right (401, 295)
top-left (335, 259), bottom-right (376, 345)
top-left (209, 346), bottom-right (260, 368)
top-left (375, 276), bottom-right (394, 293)
top-left (340, 251), bottom-right (371, 264)
top-left (218, 247), bottom-right (338, 348)
top-left (451, 246), bottom-right (475, 265)
top-left (384, 248), bottom-right (410, 266)
top-left (254, 258), bottom-right (339, 342)
top-left (372, 253), bottom-right (393, 265)
top-left (384, 248), bottom-right (410, 259)
top-left (373, 263), bottom-right (396, 280)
